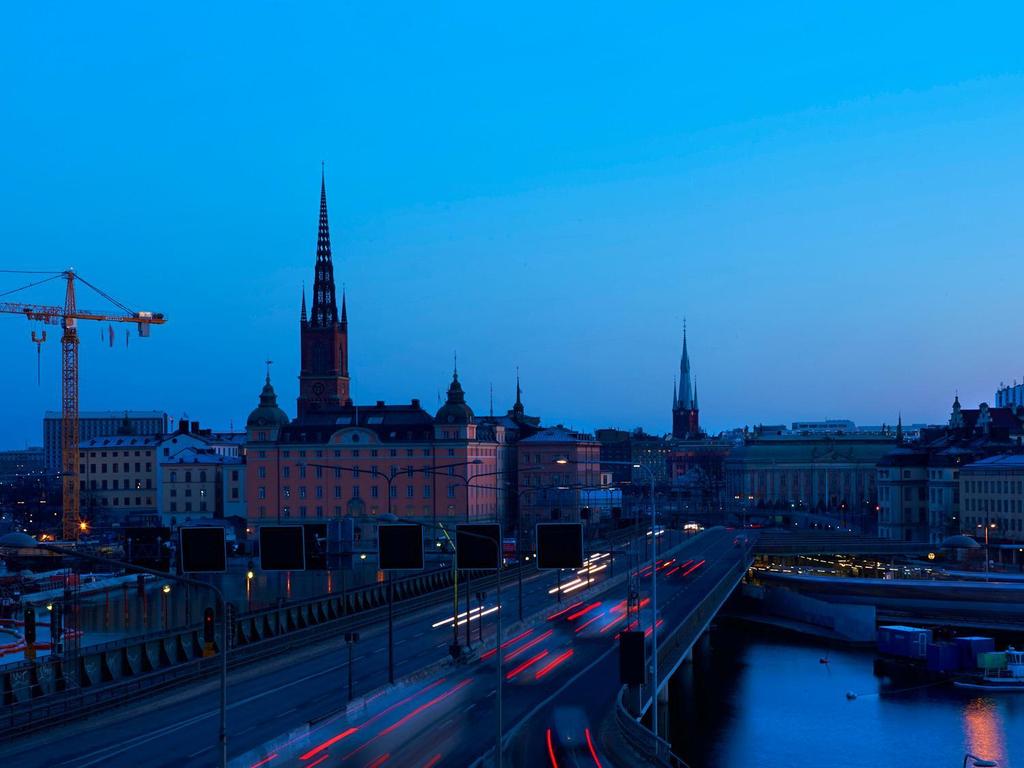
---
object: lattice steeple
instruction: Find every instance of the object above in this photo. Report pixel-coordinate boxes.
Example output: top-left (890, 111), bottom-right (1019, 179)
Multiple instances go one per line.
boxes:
top-left (311, 163), bottom-right (339, 327)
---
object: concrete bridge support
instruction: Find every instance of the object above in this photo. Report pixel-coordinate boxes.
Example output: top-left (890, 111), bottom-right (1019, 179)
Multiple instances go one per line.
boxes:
top-left (656, 683), bottom-right (670, 740)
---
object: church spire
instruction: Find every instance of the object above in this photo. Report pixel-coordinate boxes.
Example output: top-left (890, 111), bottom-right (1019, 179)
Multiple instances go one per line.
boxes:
top-left (673, 376), bottom-right (678, 410)
top-left (512, 367), bottom-right (524, 417)
top-left (341, 286), bottom-right (347, 324)
top-left (311, 163), bottom-right (339, 327)
top-left (677, 321), bottom-right (693, 411)
top-left (296, 167), bottom-right (351, 418)
top-left (693, 376), bottom-right (699, 411)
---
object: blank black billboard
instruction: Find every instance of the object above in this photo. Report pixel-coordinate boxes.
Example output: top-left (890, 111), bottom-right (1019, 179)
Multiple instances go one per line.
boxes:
top-left (259, 525), bottom-right (306, 571)
top-left (379, 524), bottom-right (424, 571)
top-left (456, 523), bottom-right (501, 570)
top-left (536, 523), bottom-right (584, 569)
top-left (180, 527), bottom-right (226, 573)
top-left (124, 527), bottom-right (171, 570)
top-left (619, 630), bottom-right (646, 686)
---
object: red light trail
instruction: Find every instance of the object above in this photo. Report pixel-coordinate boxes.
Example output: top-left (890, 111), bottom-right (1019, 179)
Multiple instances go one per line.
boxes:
top-left (342, 679), bottom-right (472, 761)
top-left (566, 602), bottom-right (602, 621)
top-left (480, 628), bottom-right (534, 660)
top-left (682, 559), bottom-right (705, 576)
top-left (535, 649), bottom-right (574, 679)
top-left (299, 728), bottom-right (358, 760)
top-left (546, 728), bottom-right (559, 768)
top-left (575, 611), bottom-right (607, 634)
top-left (547, 601), bottom-right (584, 621)
top-left (585, 727), bottom-right (603, 767)
top-left (505, 650), bottom-right (550, 680)
top-left (504, 629), bottom-right (553, 661)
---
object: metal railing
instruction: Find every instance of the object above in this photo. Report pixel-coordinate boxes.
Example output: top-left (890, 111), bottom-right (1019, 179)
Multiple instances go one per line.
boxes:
top-left (611, 684), bottom-right (689, 767)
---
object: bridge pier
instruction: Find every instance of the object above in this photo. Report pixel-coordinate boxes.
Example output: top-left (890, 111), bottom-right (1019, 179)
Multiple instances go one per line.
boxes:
top-left (655, 682), bottom-right (669, 740)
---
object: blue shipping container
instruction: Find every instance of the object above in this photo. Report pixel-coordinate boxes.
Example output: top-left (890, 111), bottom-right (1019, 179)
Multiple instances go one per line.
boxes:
top-left (955, 636), bottom-right (995, 670)
top-left (878, 625), bottom-right (933, 659)
top-left (927, 642), bottom-right (960, 673)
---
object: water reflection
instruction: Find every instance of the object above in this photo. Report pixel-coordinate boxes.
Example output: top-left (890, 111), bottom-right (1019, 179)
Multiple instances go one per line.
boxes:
top-left (963, 698), bottom-right (1008, 766)
top-left (671, 624), bottom-right (1022, 768)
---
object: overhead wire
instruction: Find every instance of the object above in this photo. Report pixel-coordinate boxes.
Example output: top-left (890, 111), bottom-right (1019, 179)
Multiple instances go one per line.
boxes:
top-left (75, 274), bottom-right (135, 314)
top-left (0, 273), bottom-right (64, 299)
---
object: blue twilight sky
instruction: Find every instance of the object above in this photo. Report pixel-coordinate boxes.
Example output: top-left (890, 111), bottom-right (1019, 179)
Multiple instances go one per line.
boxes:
top-left (2, 2), bottom-right (1024, 448)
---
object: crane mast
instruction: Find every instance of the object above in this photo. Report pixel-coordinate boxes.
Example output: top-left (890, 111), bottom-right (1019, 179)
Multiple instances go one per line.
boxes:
top-left (0, 269), bottom-right (165, 541)
top-left (61, 273), bottom-right (81, 540)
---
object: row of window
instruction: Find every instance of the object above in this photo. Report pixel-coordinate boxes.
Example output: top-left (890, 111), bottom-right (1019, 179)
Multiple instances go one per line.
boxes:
top-left (167, 469), bottom-right (240, 482)
top-left (255, 448), bottom-right (462, 460)
top-left (258, 465), bottom-right (465, 481)
top-left (81, 479), bottom-right (152, 491)
top-left (85, 496), bottom-right (154, 507)
top-left (964, 479), bottom-right (1024, 495)
top-left (879, 486), bottom-right (928, 502)
top-left (257, 484), bottom-right (460, 500)
top-left (82, 462), bottom-right (154, 474)
top-left (964, 497), bottom-right (1024, 515)
top-left (169, 488), bottom-right (208, 498)
top-left (168, 501), bottom-right (208, 513)
top-left (962, 515), bottom-right (1024, 532)
top-left (928, 487), bottom-right (960, 504)
top-left (83, 450), bottom-right (154, 459)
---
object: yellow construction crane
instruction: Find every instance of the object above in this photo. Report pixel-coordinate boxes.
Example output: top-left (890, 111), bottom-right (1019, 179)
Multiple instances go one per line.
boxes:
top-left (0, 269), bottom-right (165, 540)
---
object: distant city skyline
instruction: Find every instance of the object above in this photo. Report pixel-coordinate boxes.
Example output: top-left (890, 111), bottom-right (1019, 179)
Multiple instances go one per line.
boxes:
top-left (3, 3), bottom-right (1024, 448)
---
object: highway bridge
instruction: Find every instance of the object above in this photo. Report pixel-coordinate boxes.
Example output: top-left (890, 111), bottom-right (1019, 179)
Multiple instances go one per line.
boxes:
top-left (0, 528), bottom-right (752, 767)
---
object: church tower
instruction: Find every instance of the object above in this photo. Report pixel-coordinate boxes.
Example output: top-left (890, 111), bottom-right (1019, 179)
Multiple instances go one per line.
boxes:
top-left (297, 167), bottom-right (350, 419)
top-left (672, 322), bottom-right (701, 439)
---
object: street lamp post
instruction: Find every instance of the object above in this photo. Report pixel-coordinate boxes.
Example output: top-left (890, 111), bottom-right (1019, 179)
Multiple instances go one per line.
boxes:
top-left (381, 515), bottom-right (505, 768)
top-left (301, 458), bottom-right (480, 684)
top-left (557, 455), bottom-right (661, 747)
top-left (0, 532), bottom-right (230, 768)
top-left (977, 522), bottom-right (997, 581)
top-left (420, 465), bottom-right (507, 650)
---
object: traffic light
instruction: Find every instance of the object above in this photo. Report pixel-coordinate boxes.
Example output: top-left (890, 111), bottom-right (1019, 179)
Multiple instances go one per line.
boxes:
top-left (23, 606), bottom-right (36, 645)
top-left (203, 607), bottom-right (215, 645)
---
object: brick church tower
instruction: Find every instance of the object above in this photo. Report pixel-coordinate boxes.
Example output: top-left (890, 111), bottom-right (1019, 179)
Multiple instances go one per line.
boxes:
top-left (297, 167), bottom-right (350, 419)
top-left (671, 322), bottom-right (700, 439)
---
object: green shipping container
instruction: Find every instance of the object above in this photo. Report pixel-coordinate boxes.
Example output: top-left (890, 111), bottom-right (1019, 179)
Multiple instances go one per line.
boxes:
top-left (977, 651), bottom-right (1007, 670)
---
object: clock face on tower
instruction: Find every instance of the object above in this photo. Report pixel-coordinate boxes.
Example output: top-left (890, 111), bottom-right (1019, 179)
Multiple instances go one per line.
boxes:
top-left (312, 382), bottom-right (326, 397)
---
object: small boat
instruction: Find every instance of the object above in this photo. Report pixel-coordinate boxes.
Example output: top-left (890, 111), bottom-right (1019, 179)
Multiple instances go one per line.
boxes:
top-left (955, 647), bottom-right (1024, 691)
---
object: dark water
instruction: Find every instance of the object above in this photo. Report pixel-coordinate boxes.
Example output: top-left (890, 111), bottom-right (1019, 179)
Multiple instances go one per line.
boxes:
top-left (672, 624), bottom-right (1024, 768)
